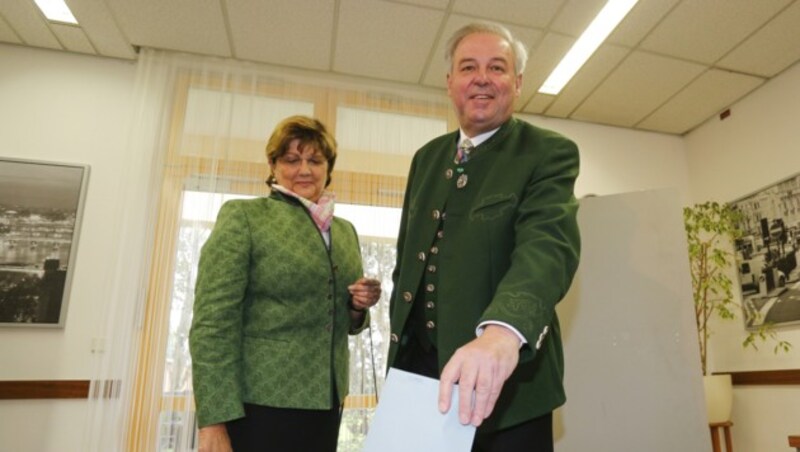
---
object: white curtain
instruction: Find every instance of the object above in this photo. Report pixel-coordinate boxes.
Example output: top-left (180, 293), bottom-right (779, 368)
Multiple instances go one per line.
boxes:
top-left (83, 48), bottom-right (450, 451)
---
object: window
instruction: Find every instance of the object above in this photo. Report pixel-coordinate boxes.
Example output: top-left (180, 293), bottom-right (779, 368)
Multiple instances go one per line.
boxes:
top-left (127, 69), bottom-right (449, 451)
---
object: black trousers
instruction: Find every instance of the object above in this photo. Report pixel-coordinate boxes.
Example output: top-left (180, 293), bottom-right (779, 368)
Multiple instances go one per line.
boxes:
top-left (225, 402), bottom-right (341, 452)
top-left (471, 412), bottom-right (553, 452)
top-left (395, 334), bottom-right (554, 452)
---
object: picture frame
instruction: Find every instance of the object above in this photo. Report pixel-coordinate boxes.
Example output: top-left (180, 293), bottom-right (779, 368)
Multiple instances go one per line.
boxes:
top-left (730, 172), bottom-right (800, 330)
top-left (0, 157), bottom-right (90, 327)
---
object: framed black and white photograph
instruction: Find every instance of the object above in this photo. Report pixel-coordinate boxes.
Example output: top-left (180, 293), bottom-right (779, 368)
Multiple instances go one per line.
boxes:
top-left (0, 157), bottom-right (90, 327)
top-left (731, 172), bottom-right (800, 330)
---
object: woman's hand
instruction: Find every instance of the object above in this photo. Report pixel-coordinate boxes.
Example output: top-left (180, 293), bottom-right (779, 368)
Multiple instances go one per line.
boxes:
top-left (197, 424), bottom-right (233, 452)
top-left (347, 277), bottom-right (382, 312)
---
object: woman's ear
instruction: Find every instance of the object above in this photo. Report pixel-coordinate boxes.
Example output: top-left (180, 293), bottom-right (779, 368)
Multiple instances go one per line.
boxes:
top-left (266, 160), bottom-right (276, 186)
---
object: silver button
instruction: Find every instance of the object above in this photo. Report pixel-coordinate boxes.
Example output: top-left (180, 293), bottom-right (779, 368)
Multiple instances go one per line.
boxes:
top-left (426, 283), bottom-right (435, 293)
top-left (418, 251), bottom-right (426, 261)
top-left (403, 291), bottom-right (413, 302)
top-left (426, 320), bottom-right (436, 330)
top-left (430, 246), bottom-right (439, 255)
top-left (391, 333), bottom-right (399, 343)
top-left (432, 209), bottom-right (441, 220)
top-left (445, 169), bottom-right (453, 179)
top-left (425, 301), bottom-right (435, 309)
top-left (437, 230), bottom-right (444, 239)
top-left (456, 174), bottom-right (468, 189)
top-left (427, 264), bottom-right (437, 273)
top-left (441, 212), bottom-right (447, 220)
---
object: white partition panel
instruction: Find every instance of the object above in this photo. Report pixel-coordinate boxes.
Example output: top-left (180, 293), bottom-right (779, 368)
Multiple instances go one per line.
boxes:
top-left (555, 189), bottom-right (711, 451)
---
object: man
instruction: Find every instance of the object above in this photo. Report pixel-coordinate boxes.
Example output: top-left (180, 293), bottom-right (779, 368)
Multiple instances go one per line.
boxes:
top-left (387, 22), bottom-right (581, 452)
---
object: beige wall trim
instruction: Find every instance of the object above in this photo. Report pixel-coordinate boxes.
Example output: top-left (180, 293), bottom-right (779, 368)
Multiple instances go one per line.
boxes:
top-left (0, 380), bottom-right (121, 399)
top-left (715, 369), bottom-right (800, 385)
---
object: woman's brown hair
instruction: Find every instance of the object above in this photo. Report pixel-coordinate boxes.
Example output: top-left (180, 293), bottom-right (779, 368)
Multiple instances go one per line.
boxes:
top-left (265, 115), bottom-right (337, 187)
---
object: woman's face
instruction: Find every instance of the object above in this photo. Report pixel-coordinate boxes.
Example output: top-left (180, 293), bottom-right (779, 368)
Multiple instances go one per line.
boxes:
top-left (271, 138), bottom-right (329, 202)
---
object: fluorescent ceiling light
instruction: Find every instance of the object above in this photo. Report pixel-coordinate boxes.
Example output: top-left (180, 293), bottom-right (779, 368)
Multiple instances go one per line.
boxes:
top-left (34, 0), bottom-right (78, 24)
top-left (538, 0), bottom-right (638, 95)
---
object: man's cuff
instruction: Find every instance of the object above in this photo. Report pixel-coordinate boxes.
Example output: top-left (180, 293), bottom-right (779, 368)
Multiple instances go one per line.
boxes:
top-left (476, 321), bottom-right (527, 349)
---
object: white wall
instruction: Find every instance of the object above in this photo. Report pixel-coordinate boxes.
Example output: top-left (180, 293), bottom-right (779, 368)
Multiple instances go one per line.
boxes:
top-left (685, 61), bottom-right (800, 452)
top-left (521, 114), bottom-right (691, 204)
top-left (0, 44), bottom-right (136, 452)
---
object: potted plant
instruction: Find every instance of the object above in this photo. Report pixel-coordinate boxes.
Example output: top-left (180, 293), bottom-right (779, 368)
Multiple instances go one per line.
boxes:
top-left (684, 201), bottom-right (791, 423)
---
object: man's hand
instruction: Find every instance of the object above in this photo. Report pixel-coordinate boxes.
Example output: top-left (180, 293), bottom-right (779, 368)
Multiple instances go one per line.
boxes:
top-left (197, 424), bottom-right (233, 452)
top-left (438, 325), bottom-right (521, 427)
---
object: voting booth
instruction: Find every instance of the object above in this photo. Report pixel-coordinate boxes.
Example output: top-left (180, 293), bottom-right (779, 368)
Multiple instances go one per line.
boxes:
top-left (555, 189), bottom-right (711, 451)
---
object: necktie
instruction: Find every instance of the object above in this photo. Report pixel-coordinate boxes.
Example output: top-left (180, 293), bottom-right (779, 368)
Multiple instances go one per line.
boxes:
top-left (455, 138), bottom-right (474, 164)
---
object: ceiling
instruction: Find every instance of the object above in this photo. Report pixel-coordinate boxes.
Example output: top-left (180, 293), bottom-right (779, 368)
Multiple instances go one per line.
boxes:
top-left (2, 0), bottom-right (800, 135)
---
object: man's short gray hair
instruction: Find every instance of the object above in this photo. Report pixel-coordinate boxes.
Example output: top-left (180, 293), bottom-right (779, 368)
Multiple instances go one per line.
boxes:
top-left (445, 22), bottom-right (529, 76)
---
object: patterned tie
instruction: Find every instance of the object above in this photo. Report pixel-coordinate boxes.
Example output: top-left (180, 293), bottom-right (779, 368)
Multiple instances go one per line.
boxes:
top-left (455, 138), bottom-right (474, 164)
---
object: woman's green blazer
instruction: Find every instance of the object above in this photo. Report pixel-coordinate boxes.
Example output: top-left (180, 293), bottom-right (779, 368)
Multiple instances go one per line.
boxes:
top-left (189, 192), bottom-right (366, 427)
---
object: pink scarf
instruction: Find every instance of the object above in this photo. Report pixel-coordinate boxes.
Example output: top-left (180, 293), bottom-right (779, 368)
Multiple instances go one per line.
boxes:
top-left (271, 184), bottom-right (335, 232)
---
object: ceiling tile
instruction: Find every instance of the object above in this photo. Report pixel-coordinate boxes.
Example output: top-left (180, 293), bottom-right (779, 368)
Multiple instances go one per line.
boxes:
top-left (105, 0), bottom-right (230, 57)
top-left (388, 0), bottom-right (449, 9)
top-left (605, 0), bottom-right (681, 47)
top-left (334, 0), bottom-right (444, 83)
top-left (639, 0), bottom-right (792, 64)
top-left (0, 16), bottom-right (22, 44)
top-left (517, 32), bottom-right (575, 108)
top-left (51, 24), bottom-right (94, 55)
top-left (638, 68), bottom-right (764, 134)
top-left (541, 43), bottom-right (630, 118)
top-left (572, 51), bottom-right (705, 127)
top-left (549, 0), bottom-right (608, 36)
top-left (522, 93), bottom-right (556, 115)
top-left (0, 0), bottom-right (60, 49)
top-left (422, 14), bottom-right (543, 88)
top-left (717, 0), bottom-right (800, 78)
top-left (226, 0), bottom-right (334, 71)
top-left (452, 0), bottom-right (564, 29)
top-left (67, 0), bottom-right (136, 59)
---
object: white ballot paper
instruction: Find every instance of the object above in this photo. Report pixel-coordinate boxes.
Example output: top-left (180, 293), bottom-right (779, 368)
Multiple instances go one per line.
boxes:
top-left (362, 367), bottom-right (476, 452)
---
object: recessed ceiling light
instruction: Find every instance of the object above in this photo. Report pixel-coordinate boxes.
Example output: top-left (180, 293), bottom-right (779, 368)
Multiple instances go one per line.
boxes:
top-left (34, 0), bottom-right (79, 25)
top-left (538, 0), bottom-right (638, 95)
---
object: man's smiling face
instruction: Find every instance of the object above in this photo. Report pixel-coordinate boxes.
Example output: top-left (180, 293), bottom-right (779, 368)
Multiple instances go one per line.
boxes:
top-left (447, 32), bottom-right (522, 137)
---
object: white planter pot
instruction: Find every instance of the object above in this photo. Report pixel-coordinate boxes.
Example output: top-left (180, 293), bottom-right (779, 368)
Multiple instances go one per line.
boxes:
top-left (703, 374), bottom-right (733, 423)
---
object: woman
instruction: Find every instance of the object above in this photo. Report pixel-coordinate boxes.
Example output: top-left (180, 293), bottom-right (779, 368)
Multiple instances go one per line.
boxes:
top-left (189, 115), bottom-right (381, 452)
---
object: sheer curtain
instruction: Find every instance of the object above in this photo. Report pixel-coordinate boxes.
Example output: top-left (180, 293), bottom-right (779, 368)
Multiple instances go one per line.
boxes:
top-left (83, 48), bottom-right (451, 451)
